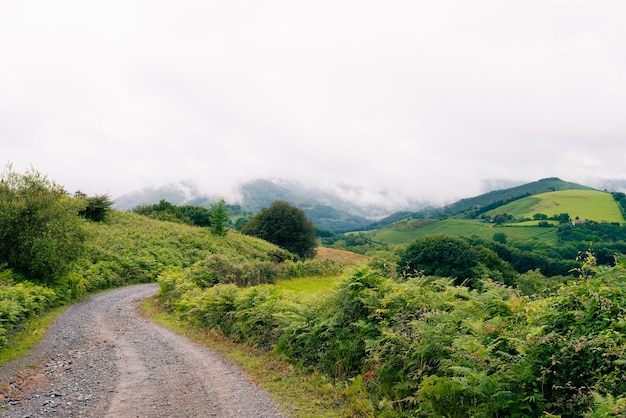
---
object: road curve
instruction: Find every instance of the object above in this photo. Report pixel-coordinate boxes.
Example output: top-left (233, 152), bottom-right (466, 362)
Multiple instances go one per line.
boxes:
top-left (0, 284), bottom-right (284, 417)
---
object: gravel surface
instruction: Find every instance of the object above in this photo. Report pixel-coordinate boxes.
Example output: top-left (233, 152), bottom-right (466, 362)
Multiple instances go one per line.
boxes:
top-left (0, 284), bottom-right (285, 417)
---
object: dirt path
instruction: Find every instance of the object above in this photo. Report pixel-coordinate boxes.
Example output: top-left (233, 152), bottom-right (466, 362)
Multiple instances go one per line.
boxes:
top-left (0, 284), bottom-right (284, 417)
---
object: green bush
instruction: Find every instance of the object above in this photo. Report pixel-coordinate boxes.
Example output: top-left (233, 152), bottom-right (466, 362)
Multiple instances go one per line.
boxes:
top-left (0, 167), bottom-right (86, 283)
top-left (241, 200), bottom-right (317, 259)
top-left (525, 268), bottom-right (626, 416)
top-left (398, 234), bottom-right (481, 285)
top-left (277, 268), bottom-right (387, 380)
top-left (278, 258), bottom-right (343, 279)
top-left (0, 279), bottom-right (58, 346)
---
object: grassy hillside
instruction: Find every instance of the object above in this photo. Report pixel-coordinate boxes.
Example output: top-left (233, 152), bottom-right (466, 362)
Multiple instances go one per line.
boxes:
top-left (79, 210), bottom-right (351, 291)
top-left (78, 210), bottom-right (289, 289)
top-left (485, 189), bottom-right (625, 224)
top-left (442, 177), bottom-right (595, 216)
top-left (366, 218), bottom-right (559, 246)
top-left (365, 188), bottom-right (624, 247)
top-left (369, 177), bottom-right (595, 229)
top-left (0, 209), bottom-right (343, 355)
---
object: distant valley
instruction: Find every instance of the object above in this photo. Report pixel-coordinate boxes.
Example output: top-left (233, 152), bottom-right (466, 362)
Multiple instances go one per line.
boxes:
top-left (113, 177), bottom-right (626, 233)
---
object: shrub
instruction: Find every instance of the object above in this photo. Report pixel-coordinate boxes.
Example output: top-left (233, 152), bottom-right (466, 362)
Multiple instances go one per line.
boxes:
top-left (0, 280), bottom-right (58, 346)
top-left (0, 166), bottom-right (86, 283)
top-left (276, 268), bottom-right (387, 380)
top-left (77, 193), bottom-right (113, 222)
top-left (241, 200), bottom-right (317, 259)
top-left (397, 234), bottom-right (480, 285)
top-left (525, 269), bottom-right (626, 416)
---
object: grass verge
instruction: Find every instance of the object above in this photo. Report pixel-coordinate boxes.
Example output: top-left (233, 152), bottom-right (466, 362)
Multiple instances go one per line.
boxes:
top-left (274, 275), bottom-right (341, 298)
top-left (139, 296), bottom-right (354, 417)
top-left (0, 305), bottom-right (66, 367)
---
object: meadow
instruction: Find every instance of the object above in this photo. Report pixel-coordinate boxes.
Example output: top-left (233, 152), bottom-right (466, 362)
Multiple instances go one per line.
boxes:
top-left (366, 218), bottom-right (559, 246)
top-left (485, 190), bottom-right (625, 224)
top-left (362, 190), bottom-right (625, 253)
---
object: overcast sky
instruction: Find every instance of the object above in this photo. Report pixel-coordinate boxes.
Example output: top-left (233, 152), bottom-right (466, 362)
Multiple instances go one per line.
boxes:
top-left (2, 1), bottom-right (626, 207)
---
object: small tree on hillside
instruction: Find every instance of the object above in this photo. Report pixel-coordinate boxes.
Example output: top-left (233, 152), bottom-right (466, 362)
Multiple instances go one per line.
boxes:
top-left (210, 198), bottom-right (229, 236)
top-left (76, 192), bottom-right (113, 222)
top-left (241, 200), bottom-right (317, 258)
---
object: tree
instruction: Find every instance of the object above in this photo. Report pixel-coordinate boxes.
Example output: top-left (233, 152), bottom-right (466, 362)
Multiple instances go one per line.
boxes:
top-left (209, 198), bottom-right (229, 236)
top-left (493, 214), bottom-right (508, 225)
top-left (76, 192), bottom-right (113, 222)
top-left (241, 200), bottom-right (317, 258)
top-left (493, 232), bottom-right (507, 244)
top-left (179, 205), bottom-right (212, 227)
top-left (397, 234), bottom-right (479, 284)
top-left (132, 200), bottom-right (193, 224)
top-left (0, 166), bottom-right (86, 282)
top-left (557, 212), bottom-right (571, 224)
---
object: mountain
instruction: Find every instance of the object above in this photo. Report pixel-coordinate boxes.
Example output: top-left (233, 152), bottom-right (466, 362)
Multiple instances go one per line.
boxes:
top-left (112, 179), bottom-right (382, 232)
top-left (112, 180), bottom-right (206, 210)
top-left (237, 179), bottom-right (376, 232)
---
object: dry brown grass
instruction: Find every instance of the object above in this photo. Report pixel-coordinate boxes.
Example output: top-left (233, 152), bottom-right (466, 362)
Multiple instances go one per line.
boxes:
top-left (315, 247), bottom-right (369, 265)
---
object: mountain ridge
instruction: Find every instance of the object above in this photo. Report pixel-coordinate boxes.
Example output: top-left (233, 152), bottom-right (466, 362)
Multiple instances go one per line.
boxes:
top-left (113, 179), bottom-right (388, 232)
top-left (112, 177), bottom-right (609, 232)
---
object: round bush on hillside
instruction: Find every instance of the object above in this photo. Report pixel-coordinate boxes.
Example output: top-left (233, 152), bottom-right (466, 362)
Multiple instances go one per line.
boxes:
top-left (398, 234), bottom-right (479, 283)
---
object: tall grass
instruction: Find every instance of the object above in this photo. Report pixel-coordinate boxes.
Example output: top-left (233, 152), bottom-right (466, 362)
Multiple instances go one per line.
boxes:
top-left (274, 275), bottom-right (342, 297)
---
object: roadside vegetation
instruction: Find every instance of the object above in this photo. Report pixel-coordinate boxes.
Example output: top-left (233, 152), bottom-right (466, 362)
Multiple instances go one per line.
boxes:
top-left (0, 167), bottom-right (338, 362)
top-left (3, 167), bottom-right (626, 416)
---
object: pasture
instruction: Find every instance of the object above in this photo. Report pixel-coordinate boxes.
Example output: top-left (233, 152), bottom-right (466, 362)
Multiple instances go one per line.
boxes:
top-left (486, 190), bottom-right (625, 224)
top-left (367, 217), bottom-right (559, 245)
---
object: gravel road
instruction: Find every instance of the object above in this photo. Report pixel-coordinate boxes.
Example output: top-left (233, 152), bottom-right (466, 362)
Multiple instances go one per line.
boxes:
top-left (0, 284), bottom-right (285, 417)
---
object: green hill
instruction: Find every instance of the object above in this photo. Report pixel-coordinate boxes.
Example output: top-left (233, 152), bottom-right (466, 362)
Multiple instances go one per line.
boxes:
top-left (371, 177), bottom-right (596, 228)
top-left (441, 177), bottom-right (595, 217)
top-left (364, 182), bottom-right (624, 246)
top-left (484, 189), bottom-right (625, 224)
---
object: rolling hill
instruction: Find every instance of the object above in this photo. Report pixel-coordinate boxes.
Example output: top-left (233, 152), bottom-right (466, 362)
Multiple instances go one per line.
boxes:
top-left (364, 181), bottom-right (625, 245)
top-left (484, 189), bottom-right (625, 224)
top-left (370, 177), bottom-right (597, 229)
top-left (441, 177), bottom-right (595, 216)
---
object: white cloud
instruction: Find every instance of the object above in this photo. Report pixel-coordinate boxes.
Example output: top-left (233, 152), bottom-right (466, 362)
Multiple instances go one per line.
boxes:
top-left (2, 1), bottom-right (626, 207)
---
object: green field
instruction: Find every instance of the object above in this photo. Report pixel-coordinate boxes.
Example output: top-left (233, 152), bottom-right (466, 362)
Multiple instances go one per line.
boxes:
top-left (274, 275), bottom-right (341, 298)
top-left (367, 218), bottom-right (558, 245)
top-left (485, 190), bottom-right (625, 223)
top-left (367, 190), bottom-right (624, 247)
